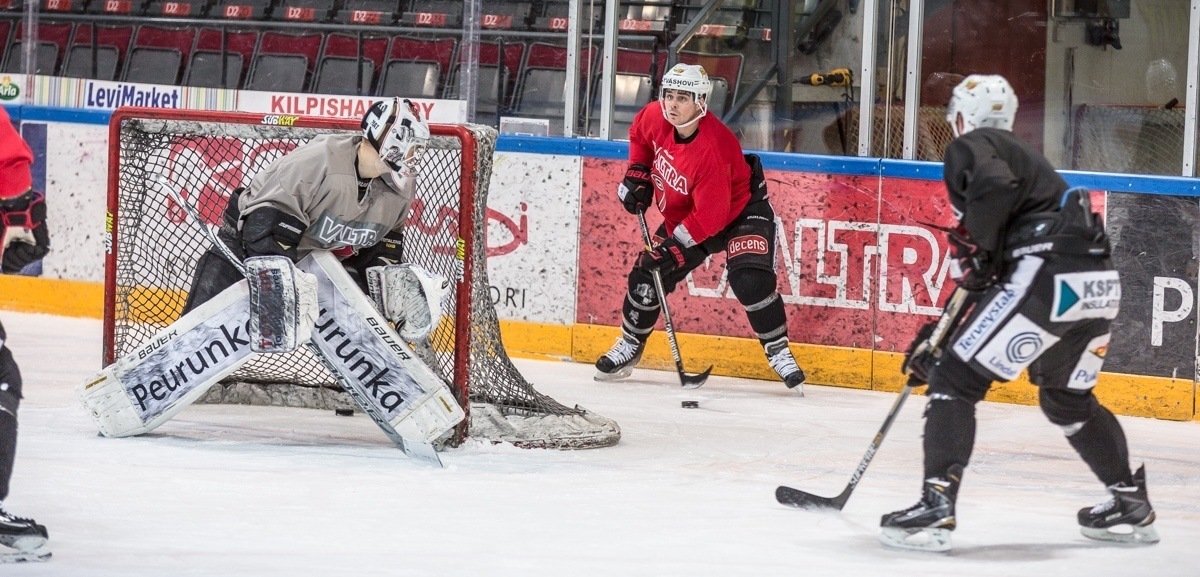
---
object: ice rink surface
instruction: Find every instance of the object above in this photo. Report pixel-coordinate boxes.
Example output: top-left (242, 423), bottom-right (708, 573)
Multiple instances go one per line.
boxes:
top-left (1, 310), bottom-right (1198, 577)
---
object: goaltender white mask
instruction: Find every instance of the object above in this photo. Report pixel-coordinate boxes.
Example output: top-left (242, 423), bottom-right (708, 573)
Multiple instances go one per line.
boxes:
top-left (946, 74), bottom-right (1018, 137)
top-left (361, 98), bottom-right (431, 179)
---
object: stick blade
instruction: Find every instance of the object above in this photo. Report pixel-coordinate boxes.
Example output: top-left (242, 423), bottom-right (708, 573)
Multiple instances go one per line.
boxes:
top-left (775, 485), bottom-right (847, 511)
top-left (681, 366), bottom-right (713, 389)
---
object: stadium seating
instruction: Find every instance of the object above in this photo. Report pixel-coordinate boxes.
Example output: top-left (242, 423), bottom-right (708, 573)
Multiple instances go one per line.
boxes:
top-left (62, 23), bottom-right (134, 80)
top-left (2, 21), bottom-right (72, 75)
top-left (86, 0), bottom-right (150, 16)
top-left (146, 0), bottom-right (207, 18)
top-left (245, 30), bottom-right (322, 92)
top-left (184, 28), bottom-right (259, 89)
top-left (123, 26), bottom-right (195, 85)
top-left (398, 0), bottom-right (460, 28)
top-left (444, 41), bottom-right (524, 126)
top-left (211, 0), bottom-right (272, 20)
top-left (336, 0), bottom-right (399, 26)
top-left (377, 36), bottom-right (454, 98)
top-left (511, 42), bottom-right (597, 135)
top-left (272, 0), bottom-right (334, 23)
top-left (313, 32), bottom-right (388, 95)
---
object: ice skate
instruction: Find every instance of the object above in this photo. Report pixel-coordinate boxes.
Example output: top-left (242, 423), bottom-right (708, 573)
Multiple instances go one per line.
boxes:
top-left (879, 465), bottom-right (962, 552)
top-left (594, 333), bottom-right (645, 381)
top-left (0, 505), bottom-right (49, 563)
top-left (1078, 464), bottom-right (1159, 545)
top-left (764, 337), bottom-right (805, 394)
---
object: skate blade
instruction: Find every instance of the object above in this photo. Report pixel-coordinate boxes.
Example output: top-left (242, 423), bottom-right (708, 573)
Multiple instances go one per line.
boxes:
top-left (879, 526), bottom-right (953, 552)
top-left (0, 538), bottom-right (50, 564)
top-left (1081, 523), bottom-right (1160, 545)
top-left (593, 366), bottom-right (634, 382)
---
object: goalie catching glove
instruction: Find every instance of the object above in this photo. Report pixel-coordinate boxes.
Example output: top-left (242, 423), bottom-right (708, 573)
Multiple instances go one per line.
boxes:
top-left (366, 263), bottom-right (452, 341)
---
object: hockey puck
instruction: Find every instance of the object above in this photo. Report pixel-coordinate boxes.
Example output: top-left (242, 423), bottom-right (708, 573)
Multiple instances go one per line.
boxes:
top-left (334, 408), bottom-right (354, 417)
top-left (681, 400), bottom-right (699, 409)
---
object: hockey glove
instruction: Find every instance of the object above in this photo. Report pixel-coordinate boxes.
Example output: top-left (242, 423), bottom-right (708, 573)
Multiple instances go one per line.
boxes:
top-left (240, 207), bottom-right (306, 262)
top-left (901, 321), bottom-right (939, 384)
top-left (617, 163), bottom-right (653, 215)
top-left (947, 226), bottom-right (997, 291)
top-left (638, 237), bottom-right (686, 275)
top-left (343, 230), bottom-right (405, 293)
top-left (0, 190), bottom-right (50, 273)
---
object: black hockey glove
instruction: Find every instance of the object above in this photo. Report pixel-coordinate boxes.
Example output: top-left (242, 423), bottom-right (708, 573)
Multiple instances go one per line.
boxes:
top-left (240, 207), bottom-right (306, 262)
top-left (901, 321), bottom-right (939, 384)
top-left (0, 190), bottom-right (50, 273)
top-left (617, 163), bottom-right (653, 215)
top-left (947, 226), bottom-right (997, 291)
top-left (638, 237), bottom-right (686, 275)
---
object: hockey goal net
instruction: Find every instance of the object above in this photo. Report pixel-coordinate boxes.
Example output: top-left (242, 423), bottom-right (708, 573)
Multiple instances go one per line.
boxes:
top-left (104, 107), bottom-right (620, 449)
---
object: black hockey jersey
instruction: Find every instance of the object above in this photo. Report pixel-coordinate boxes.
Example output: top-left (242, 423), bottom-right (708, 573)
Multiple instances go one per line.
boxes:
top-left (942, 127), bottom-right (1067, 254)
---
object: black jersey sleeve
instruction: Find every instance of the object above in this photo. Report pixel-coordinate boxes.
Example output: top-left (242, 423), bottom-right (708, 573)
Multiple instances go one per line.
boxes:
top-left (943, 136), bottom-right (1020, 253)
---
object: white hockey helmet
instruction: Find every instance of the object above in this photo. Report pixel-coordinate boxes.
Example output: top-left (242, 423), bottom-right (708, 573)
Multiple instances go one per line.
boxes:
top-left (659, 63), bottom-right (712, 127)
top-left (945, 74), bottom-right (1018, 137)
top-left (361, 98), bottom-right (430, 177)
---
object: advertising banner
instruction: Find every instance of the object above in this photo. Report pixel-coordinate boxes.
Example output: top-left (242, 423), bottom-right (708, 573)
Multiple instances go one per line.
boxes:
top-left (576, 158), bottom-right (958, 351)
top-left (1104, 193), bottom-right (1199, 379)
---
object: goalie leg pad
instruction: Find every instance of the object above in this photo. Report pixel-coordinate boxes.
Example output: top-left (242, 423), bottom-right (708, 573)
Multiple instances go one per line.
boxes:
top-left (301, 252), bottom-right (465, 448)
top-left (244, 256), bottom-right (318, 353)
top-left (76, 281), bottom-right (261, 437)
top-left (365, 263), bottom-right (452, 341)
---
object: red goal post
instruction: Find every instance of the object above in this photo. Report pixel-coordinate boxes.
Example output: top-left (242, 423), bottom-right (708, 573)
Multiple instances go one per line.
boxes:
top-left (104, 107), bottom-right (619, 449)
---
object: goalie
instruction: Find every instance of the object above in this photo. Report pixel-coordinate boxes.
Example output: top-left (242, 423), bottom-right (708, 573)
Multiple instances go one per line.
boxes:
top-left (183, 97), bottom-right (431, 313)
top-left (77, 99), bottom-right (462, 465)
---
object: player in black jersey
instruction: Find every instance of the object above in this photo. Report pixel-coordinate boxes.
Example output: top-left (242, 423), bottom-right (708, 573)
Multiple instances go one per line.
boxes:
top-left (880, 75), bottom-right (1157, 552)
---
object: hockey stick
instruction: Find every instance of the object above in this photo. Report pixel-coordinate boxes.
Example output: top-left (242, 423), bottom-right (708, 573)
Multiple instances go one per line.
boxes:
top-left (775, 287), bottom-right (971, 510)
top-left (637, 211), bottom-right (712, 389)
top-left (158, 177), bottom-right (246, 276)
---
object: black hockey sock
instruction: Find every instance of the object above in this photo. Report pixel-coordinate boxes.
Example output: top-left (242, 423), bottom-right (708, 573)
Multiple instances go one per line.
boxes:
top-left (1066, 405), bottom-right (1133, 487)
top-left (923, 396), bottom-right (976, 481)
top-left (729, 268), bottom-right (788, 344)
top-left (621, 270), bottom-right (661, 342)
top-left (0, 391), bottom-right (18, 502)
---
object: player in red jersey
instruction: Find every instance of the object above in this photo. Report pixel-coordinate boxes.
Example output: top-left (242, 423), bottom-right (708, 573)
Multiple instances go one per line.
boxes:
top-left (594, 63), bottom-right (806, 393)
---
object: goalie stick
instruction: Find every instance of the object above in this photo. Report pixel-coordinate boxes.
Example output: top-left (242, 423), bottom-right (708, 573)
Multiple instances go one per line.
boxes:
top-left (775, 287), bottom-right (971, 511)
top-left (636, 211), bottom-right (712, 389)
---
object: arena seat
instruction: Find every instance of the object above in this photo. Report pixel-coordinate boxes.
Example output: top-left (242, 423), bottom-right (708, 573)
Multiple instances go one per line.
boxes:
top-left (444, 41), bottom-right (524, 126)
top-left (2, 21), bottom-right (73, 75)
top-left (377, 36), bottom-right (454, 98)
top-left (121, 26), bottom-right (196, 85)
top-left (312, 32), bottom-right (388, 95)
top-left (398, 0), bottom-right (460, 28)
top-left (184, 28), bottom-right (258, 89)
top-left (335, 0), bottom-right (399, 25)
top-left (511, 42), bottom-right (597, 135)
top-left (61, 23), bottom-right (133, 80)
top-left (272, 0), bottom-right (334, 22)
top-left (245, 31), bottom-right (322, 93)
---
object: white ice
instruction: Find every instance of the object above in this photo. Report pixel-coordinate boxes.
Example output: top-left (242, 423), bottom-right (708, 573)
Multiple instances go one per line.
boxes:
top-left (2, 310), bottom-right (1198, 577)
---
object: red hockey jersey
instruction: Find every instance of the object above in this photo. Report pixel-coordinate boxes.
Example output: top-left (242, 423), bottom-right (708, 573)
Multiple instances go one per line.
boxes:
top-left (628, 101), bottom-right (751, 244)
